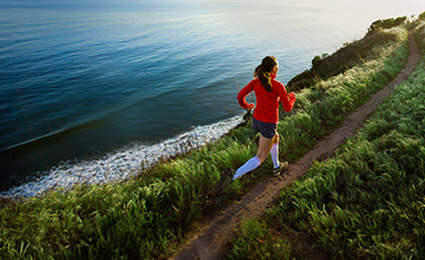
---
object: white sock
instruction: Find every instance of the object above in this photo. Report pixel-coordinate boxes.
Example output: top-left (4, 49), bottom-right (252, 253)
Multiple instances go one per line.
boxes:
top-left (233, 156), bottom-right (261, 180)
top-left (270, 143), bottom-right (279, 168)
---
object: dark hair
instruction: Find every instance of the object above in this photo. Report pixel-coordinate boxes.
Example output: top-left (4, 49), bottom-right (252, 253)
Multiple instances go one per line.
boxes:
top-left (254, 56), bottom-right (277, 92)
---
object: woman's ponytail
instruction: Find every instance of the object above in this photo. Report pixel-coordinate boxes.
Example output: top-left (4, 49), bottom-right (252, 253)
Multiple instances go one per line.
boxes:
top-left (253, 56), bottom-right (277, 93)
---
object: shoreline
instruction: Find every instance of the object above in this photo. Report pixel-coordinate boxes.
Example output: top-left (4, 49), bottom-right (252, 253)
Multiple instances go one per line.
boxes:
top-left (0, 115), bottom-right (244, 198)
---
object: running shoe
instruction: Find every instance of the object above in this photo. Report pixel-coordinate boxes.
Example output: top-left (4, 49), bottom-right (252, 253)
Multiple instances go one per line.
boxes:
top-left (273, 161), bottom-right (289, 177)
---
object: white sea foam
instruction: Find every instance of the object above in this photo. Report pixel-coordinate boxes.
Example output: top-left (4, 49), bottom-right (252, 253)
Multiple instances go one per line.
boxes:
top-left (0, 115), bottom-right (243, 199)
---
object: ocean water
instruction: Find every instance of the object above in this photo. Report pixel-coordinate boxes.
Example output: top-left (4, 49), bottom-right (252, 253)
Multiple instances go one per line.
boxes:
top-left (0, 0), bottom-right (423, 197)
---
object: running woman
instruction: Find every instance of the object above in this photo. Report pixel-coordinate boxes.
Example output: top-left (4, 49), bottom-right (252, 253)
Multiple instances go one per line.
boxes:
top-left (233, 56), bottom-right (296, 180)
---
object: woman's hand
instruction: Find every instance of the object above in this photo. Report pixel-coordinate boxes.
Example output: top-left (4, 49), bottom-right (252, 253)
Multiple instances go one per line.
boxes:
top-left (289, 92), bottom-right (296, 99)
top-left (247, 103), bottom-right (255, 110)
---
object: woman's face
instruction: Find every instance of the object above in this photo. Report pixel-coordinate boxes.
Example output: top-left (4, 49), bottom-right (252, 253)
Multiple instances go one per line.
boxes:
top-left (271, 64), bottom-right (279, 75)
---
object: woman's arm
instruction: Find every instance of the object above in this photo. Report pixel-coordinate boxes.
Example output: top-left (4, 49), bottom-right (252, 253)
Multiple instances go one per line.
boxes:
top-left (278, 83), bottom-right (296, 112)
top-left (237, 81), bottom-right (255, 110)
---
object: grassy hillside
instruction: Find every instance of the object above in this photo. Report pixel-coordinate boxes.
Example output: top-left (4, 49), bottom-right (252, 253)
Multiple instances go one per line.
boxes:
top-left (286, 16), bottom-right (408, 92)
top-left (227, 18), bottom-right (425, 260)
top-left (0, 19), bottom-right (413, 259)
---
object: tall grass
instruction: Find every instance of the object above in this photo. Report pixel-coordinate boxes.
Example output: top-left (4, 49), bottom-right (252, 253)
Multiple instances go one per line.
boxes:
top-left (0, 24), bottom-right (410, 259)
top-left (227, 24), bottom-right (425, 259)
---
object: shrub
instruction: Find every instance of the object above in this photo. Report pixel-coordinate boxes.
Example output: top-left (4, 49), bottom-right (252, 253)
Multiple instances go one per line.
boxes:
top-left (367, 16), bottom-right (407, 35)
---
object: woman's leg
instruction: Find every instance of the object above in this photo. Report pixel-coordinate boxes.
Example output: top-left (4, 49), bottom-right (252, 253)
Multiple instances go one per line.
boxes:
top-left (256, 134), bottom-right (278, 163)
top-left (233, 134), bottom-right (276, 180)
top-left (232, 156), bottom-right (261, 180)
top-left (270, 133), bottom-right (280, 168)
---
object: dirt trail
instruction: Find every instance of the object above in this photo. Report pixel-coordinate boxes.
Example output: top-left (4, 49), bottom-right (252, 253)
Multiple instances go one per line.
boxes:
top-left (171, 32), bottom-right (421, 260)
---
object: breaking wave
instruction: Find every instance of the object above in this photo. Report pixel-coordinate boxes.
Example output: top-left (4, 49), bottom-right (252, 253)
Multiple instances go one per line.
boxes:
top-left (0, 115), bottom-right (243, 198)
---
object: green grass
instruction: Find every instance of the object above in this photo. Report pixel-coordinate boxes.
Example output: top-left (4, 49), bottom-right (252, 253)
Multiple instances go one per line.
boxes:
top-left (226, 218), bottom-right (302, 260)
top-left (227, 23), bottom-right (425, 260)
top-left (0, 22), bottom-right (411, 259)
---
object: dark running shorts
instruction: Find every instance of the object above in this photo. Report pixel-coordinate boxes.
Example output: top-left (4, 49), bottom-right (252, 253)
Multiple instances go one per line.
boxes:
top-left (252, 117), bottom-right (277, 139)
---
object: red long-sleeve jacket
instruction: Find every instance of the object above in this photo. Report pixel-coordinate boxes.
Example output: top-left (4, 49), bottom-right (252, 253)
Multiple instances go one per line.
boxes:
top-left (237, 77), bottom-right (296, 124)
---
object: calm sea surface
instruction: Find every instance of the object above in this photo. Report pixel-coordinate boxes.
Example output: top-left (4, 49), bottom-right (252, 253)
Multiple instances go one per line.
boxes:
top-left (0, 0), bottom-right (423, 194)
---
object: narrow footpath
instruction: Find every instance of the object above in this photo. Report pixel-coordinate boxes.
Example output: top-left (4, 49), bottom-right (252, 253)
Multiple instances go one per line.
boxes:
top-left (172, 31), bottom-right (421, 260)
